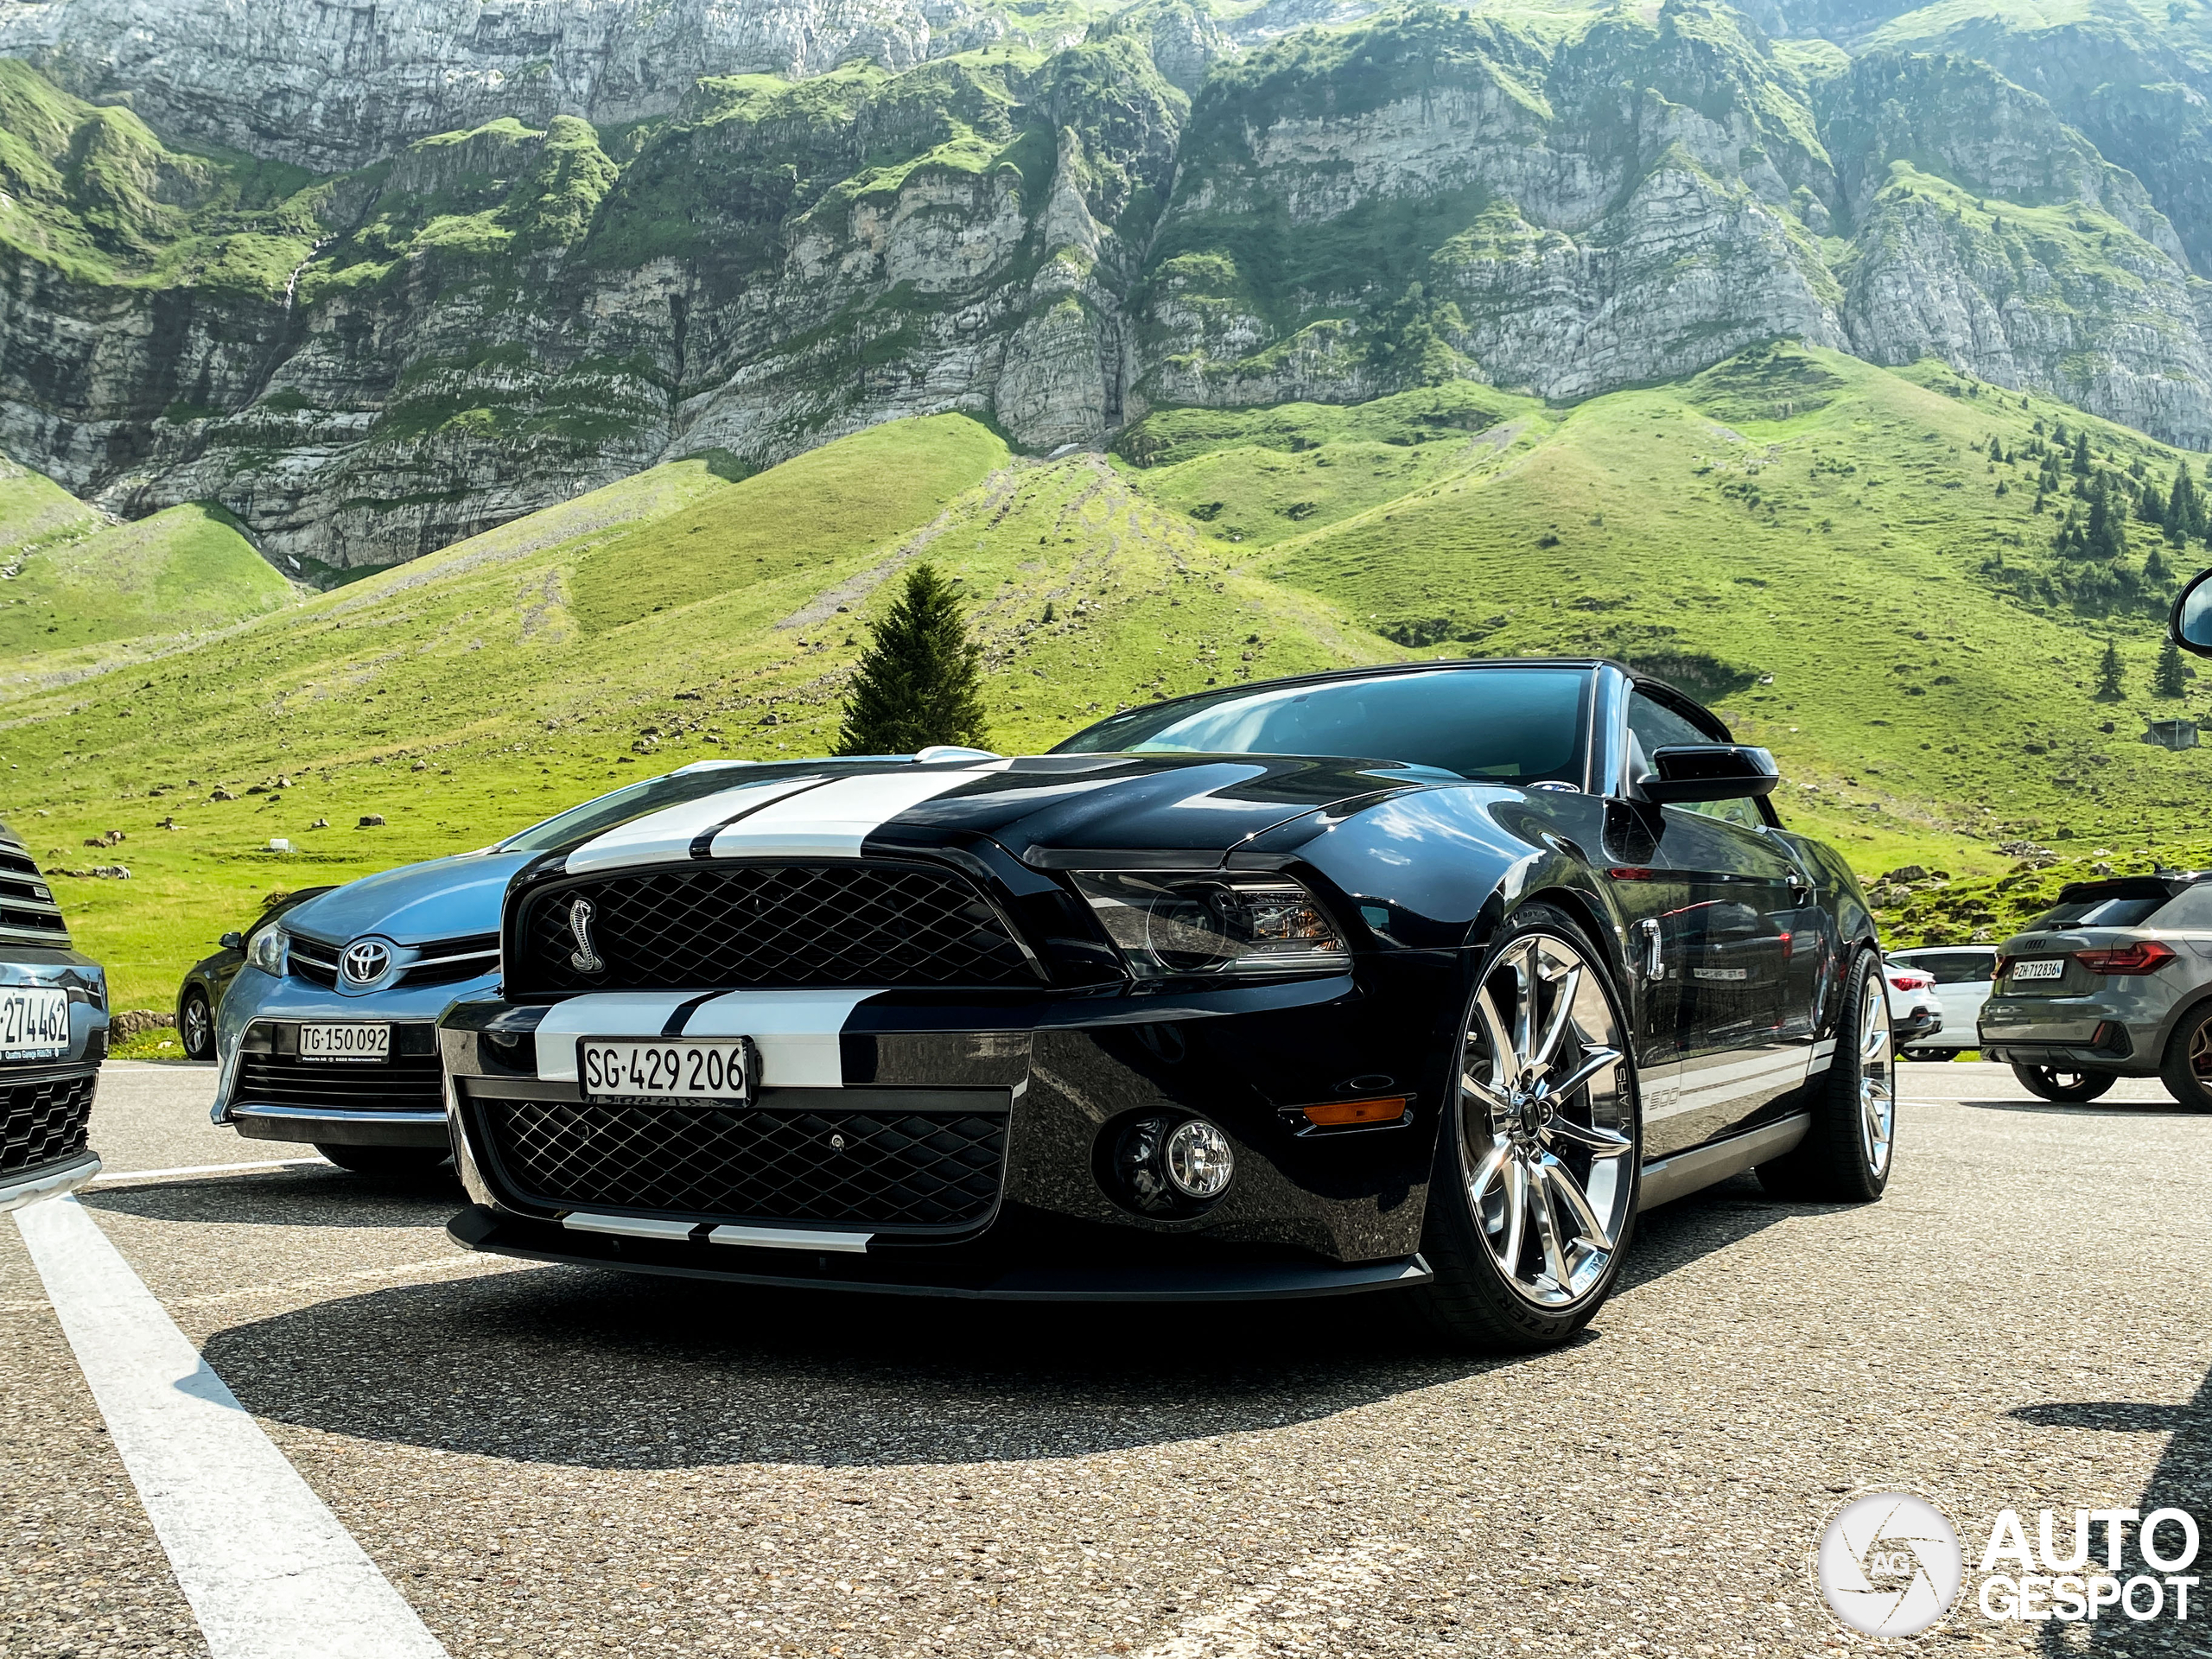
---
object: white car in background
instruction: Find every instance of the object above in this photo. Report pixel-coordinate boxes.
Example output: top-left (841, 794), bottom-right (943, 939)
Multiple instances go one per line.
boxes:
top-left (1887, 945), bottom-right (1999, 1060)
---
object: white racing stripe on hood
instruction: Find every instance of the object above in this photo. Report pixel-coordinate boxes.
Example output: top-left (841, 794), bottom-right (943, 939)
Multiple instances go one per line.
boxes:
top-left (683, 989), bottom-right (875, 1089)
top-left (563, 775), bottom-right (829, 874)
top-left (705, 766), bottom-right (1007, 859)
top-left (533, 993), bottom-right (703, 1079)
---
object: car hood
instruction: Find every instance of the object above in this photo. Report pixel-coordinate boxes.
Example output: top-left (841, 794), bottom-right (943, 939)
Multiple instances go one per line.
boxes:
top-left (550, 753), bottom-right (1467, 873)
top-left (283, 850), bottom-right (531, 946)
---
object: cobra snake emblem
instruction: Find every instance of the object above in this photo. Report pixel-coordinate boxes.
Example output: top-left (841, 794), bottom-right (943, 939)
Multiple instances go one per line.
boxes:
top-left (567, 897), bottom-right (606, 974)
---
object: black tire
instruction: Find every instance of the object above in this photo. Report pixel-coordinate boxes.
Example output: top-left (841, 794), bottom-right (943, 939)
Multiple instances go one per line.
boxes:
top-left (2011, 1063), bottom-right (2116, 1104)
top-left (1406, 904), bottom-right (1642, 1352)
top-left (178, 988), bottom-right (215, 1060)
top-left (1758, 949), bottom-right (1894, 1203)
top-left (2158, 1005), bottom-right (2212, 1111)
top-left (314, 1143), bottom-right (452, 1176)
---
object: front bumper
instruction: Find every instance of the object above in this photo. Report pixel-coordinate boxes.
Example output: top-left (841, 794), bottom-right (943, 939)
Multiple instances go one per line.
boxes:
top-left (0, 1058), bottom-right (103, 1210)
top-left (216, 1014), bottom-right (459, 1147)
top-left (0, 1148), bottom-right (101, 1213)
top-left (231, 1104), bottom-right (450, 1147)
top-left (439, 962), bottom-right (1465, 1295)
top-left (448, 1205), bottom-right (1431, 1300)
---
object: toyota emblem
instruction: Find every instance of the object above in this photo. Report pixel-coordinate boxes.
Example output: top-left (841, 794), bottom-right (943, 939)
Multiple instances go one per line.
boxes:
top-left (341, 938), bottom-right (393, 985)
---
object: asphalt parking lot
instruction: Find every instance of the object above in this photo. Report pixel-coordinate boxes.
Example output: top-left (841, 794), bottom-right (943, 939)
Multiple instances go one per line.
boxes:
top-left (5, 1061), bottom-right (2207, 1659)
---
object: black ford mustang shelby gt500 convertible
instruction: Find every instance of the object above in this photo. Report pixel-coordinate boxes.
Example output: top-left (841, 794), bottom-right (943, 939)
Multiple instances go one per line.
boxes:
top-left (441, 658), bottom-right (1891, 1349)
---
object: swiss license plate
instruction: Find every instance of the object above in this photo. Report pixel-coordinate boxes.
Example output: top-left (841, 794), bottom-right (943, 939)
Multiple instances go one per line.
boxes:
top-left (299, 1023), bottom-right (391, 1062)
top-left (0, 986), bottom-right (69, 1059)
top-left (2011, 958), bottom-right (2066, 982)
top-left (581, 1039), bottom-right (753, 1103)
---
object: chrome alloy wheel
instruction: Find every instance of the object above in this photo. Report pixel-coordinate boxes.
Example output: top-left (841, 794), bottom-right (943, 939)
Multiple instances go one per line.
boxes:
top-left (2192, 1019), bottom-right (2212, 1085)
top-left (1457, 932), bottom-right (1635, 1308)
top-left (181, 993), bottom-right (211, 1058)
top-left (1856, 960), bottom-right (1896, 1180)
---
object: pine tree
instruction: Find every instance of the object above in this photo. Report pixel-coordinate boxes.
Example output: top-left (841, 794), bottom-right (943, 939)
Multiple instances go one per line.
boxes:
top-left (833, 563), bottom-right (989, 756)
top-left (1986, 435), bottom-right (2004, 461)
top-left (2155, 636), bottom-right (2190, 698)
top-left (2170, 460), bottom-right (2202, 543)
top-left (2136, 474), bottom-right (2166, 527)
top-left (2096, 639), bottom-right (2126, 700)
top-left (2072, 428), bottom-right (2093, 476)
top-left (2085, 474), bottom-right (2126, 560)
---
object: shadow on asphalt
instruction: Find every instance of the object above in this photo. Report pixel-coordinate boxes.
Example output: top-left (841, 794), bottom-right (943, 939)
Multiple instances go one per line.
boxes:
top-left (193, 1176), bottom-right (1801, 1470)
top-left (79, 1168), bottom-right (466, 1230)
top-left (1955, 1098), bottom-right (2198, 1118)
top-left (2018, 1371), bottom-right (2212, 1656)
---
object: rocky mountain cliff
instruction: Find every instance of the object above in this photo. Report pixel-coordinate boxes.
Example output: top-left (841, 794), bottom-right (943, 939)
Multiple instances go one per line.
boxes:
top-left (2, 0), bottom-right (2209, 572)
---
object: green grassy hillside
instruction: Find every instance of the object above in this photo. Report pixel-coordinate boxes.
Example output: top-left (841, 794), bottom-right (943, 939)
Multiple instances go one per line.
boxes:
top-left (5, 353), bottom-right (2210, 1005)
top-left (0, 498), bottom-right (294, 661)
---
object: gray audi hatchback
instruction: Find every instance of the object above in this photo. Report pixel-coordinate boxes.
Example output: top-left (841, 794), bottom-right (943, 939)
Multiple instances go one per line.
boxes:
top-left (1980, 874), bottom-right (2212, 1107)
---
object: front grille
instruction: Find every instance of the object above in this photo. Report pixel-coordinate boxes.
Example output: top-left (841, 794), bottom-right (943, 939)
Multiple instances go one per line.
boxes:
top-left (234, 1052), bottom-right (445, 1110)
top-left (514, 861), bottom-right (1035, 995)
top-left (287, 935), bottom-right (340, 988)
top-left (480, 1097), bottom-right (1007, 1230)
top-left (397, 933), bottom-right (499, 988)
top-left (3, 1070), bottom-right (94, 1174)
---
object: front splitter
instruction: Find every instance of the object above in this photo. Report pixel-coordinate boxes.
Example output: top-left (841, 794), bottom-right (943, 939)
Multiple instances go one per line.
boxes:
top-left (448, 1205), bottom-right (1431, 1302)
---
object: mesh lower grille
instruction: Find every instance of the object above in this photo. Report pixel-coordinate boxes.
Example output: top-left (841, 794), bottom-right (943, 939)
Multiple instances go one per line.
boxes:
top-left (481, 1097), bottom-right (1007, 1230)
top-left (2, 1070), bottom-right (94, 1174)
top-left (514, 861), bottom-right (1034, 995)
top-left (235, 1053), bottom-right (444, 1109)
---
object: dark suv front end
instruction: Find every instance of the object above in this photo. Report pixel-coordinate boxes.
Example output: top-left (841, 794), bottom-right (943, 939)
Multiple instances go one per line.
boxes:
top-left (0, 823), bottom-right (107, 1209)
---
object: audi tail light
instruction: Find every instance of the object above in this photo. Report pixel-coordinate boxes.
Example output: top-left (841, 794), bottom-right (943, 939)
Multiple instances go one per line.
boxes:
top-left (1886, 969), bottom-right (1935, 992)
top-left (2074, 941), bottom-right (2177, 976)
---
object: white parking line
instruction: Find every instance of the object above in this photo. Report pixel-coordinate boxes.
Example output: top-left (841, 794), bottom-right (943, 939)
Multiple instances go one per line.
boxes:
top-left (89, 1156), bottom-right (330, 1185)
top-left (14, 1196), bottom-right (450, 1659)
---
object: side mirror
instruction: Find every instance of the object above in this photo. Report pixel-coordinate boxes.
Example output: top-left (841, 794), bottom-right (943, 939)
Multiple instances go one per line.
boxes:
top-left (1641, 744), bottom-right (1780, 804)
top-left (2170, 567), bottom-right (2212, 658)
top-left (219, 931), bottom-right (245, 950)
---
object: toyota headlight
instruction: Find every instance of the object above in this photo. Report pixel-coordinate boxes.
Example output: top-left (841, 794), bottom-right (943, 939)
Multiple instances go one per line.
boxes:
top-left (246, 921), bottom-right (287, 976)
top-left (1067, 872), bottom-right (1348, 978)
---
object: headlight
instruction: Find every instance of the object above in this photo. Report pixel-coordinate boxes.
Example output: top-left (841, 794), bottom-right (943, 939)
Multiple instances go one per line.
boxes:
top-left (1067, 871), bottom-right (1348, 978)
top-left (246, 922), bottom-right (287, 976)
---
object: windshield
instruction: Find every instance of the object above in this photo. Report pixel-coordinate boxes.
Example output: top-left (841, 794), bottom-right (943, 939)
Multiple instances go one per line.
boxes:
top-left (1053, 668), bottom-right (1592, 783)
top-left (497, 763), bottom-right (760, 855)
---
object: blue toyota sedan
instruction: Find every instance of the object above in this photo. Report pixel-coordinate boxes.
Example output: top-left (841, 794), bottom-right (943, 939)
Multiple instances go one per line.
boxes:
top-left (211, 760), bottom-right (766, 1173)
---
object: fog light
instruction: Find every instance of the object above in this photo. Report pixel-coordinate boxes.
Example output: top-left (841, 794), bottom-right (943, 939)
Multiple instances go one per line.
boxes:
top-left (1164, 1119), bottom-right (1234, 1198)
top-left (1110, 1114), bottom-right (1236, 1213)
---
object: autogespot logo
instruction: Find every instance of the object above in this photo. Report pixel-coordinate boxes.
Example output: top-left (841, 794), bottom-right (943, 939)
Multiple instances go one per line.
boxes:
top-left (1818, 1492), bottom-right (1966, 1637)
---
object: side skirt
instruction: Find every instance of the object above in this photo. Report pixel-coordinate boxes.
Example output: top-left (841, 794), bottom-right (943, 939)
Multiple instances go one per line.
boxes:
top-left (1636, 1114), bottom-right (1809, 1212)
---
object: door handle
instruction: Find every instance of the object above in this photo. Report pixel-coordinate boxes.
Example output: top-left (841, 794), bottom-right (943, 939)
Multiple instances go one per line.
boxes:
top-left (1637, 918), bottom-right (1664, 979)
